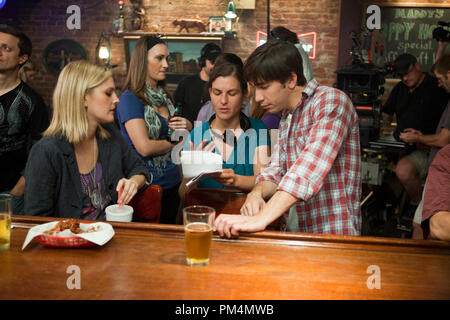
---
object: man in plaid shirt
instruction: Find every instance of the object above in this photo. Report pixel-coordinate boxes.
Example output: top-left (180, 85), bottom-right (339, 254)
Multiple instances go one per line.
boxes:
top-left (214, 41), bottom-right (361, 237)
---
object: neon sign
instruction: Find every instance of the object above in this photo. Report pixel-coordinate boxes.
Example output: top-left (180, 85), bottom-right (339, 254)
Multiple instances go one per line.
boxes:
top-left (256, 31), bottom-right (317, 59)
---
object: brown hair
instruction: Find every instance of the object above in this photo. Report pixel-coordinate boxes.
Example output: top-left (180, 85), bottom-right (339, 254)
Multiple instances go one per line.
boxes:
top-left (208, 54), bottom-right (247, 93)
top-left (248, 84), bottom-right (266, 120)
top-left (244, 41), bottom-right (306, 86)
top-left (123, 35), bottom-right (171, 105)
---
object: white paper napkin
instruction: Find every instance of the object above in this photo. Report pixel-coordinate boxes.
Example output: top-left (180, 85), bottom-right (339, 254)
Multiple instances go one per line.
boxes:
top-left (22, 221), bottom-right (115, 250)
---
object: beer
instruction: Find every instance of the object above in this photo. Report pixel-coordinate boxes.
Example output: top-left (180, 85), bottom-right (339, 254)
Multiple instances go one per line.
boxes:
top-left (0, 214), bottom-right (11, 250)
top-left (184, 222), bottom-right (212, 266)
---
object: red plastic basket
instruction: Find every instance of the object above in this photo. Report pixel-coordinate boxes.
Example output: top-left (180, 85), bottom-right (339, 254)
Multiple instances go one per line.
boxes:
top-left (35, 234), bottom-right (97, 248)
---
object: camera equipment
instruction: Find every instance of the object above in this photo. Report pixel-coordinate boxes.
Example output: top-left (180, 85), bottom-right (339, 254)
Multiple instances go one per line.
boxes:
top-left (432, 21), bottom-right (450, 42)
top-left (337, 64), bottom-right (384, 147)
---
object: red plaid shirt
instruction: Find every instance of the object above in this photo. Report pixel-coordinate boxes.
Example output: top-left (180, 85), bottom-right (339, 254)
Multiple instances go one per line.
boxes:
top-left (258, 80), bottom-right (361, 235)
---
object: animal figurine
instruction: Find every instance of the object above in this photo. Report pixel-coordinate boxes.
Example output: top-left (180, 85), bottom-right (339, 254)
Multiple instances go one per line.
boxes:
top-left (172, 19), bottom-right (208, 33)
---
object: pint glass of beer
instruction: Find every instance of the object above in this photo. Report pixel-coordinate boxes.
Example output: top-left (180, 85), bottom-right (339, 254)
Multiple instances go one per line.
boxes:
top-left (183, 205), bottom-right (215, 266)
top-left (0, 194), bottom-right (12, 250)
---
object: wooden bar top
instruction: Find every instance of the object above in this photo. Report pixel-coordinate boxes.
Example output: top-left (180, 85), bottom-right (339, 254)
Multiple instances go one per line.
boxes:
top-left (1, 216), bottom-right (449, 300)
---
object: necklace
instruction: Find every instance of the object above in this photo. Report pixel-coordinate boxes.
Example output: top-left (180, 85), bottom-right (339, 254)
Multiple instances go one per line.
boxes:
top-left (89, 138), bottom-right (102, 211)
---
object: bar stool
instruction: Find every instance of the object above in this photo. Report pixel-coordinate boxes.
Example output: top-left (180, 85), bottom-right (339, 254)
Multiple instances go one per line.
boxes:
top-left (129, 184), bottom-right (162, 223)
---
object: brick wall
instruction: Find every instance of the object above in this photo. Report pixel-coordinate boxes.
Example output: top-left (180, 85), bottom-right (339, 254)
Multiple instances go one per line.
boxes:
top-left (1, 0), bottom-right (343, 106)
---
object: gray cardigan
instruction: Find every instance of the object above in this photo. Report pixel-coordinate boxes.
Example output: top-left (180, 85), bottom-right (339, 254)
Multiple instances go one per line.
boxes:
top-left (24, 124), bottom-right (152, 218)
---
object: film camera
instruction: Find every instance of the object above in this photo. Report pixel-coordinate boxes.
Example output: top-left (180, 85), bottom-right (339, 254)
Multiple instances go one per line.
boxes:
top-left (433, 21), bottom-right (450, 42)
top-left (337, 65), bottom-right (385, 147)
top-left (336, 29), bottom-right (390, 147)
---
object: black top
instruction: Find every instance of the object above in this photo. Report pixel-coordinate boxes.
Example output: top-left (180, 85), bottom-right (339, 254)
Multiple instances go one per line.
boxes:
top-left (383, 73), bottom-right (448, 145)
top-left (173, 73), bottom-right (209, 125)
top-left (0, 81), bottom-right (50, 191)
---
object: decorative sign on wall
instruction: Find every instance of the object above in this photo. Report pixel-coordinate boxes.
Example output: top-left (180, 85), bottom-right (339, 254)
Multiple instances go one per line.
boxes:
top-left (256, 31), bottom-right (317, 59)
top-left (43, 39), bottom-right (88, 76)
top-left (379, 6), bottom-right (450, 73)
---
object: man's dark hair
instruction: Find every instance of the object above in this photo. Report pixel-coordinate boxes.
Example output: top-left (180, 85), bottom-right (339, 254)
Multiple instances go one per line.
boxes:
top-left (0, 24), bottom-right (32, 66)
top-left (432, 54), bottom-right (450, 78)
top-left (270, 26), bottom-right (299, 44)
top-left (244, 41), bottom-right (306, 86)
top-left (199, 42), bottom-right (222, 68)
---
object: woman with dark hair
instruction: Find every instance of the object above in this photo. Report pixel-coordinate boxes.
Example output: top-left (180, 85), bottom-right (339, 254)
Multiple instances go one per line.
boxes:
top-left (196, 53), bottom-right (251, 123)
top-left (182, 54), bottom-right (271, 191)
top-left (116, 36), bottom-right (191, 224)
top-left (270, 26), bottom-right (314, 83)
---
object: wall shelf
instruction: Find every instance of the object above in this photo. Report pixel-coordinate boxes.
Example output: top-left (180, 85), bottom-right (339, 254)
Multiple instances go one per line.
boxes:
top-left (112, 32), bottom-right (236, 40)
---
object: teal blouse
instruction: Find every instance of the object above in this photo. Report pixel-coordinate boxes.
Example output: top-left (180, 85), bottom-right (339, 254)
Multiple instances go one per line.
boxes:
top-left (184, 117), bottom-right (270, 189)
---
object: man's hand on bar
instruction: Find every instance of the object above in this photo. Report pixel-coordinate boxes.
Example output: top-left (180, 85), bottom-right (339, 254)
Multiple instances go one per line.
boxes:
top-left (213, 214), bottom-right (268, 238)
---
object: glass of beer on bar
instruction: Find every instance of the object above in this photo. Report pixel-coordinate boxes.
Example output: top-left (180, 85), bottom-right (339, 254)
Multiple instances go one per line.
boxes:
top-left (0, 194), bottom-right (12, 250)
top-left (183, 205), bottom-right (215, 266)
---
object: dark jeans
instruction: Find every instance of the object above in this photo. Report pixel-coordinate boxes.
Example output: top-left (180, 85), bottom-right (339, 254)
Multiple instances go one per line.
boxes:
top-left (159, 183), bottom-right (181, 224)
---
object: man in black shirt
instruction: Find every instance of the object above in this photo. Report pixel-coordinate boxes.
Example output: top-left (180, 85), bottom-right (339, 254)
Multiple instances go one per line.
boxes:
top-left (382, 53), bottom-right (448, 211)
top-left (174, 42), bottom-right (221, 127)
top-left (0, 25), bottom-right (49, 214)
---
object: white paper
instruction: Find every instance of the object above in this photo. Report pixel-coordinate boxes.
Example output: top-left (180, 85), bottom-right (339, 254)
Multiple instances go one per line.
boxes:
top-left (22, 221), bottom-right (115, 250)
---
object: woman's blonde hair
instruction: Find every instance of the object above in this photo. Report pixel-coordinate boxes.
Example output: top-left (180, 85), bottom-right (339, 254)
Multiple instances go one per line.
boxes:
top-left (44, 60), bottom-right (113, 144)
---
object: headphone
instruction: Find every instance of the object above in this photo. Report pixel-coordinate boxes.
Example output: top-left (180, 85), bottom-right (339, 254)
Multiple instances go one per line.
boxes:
top-left (208, 112), bottom-right (251, 145)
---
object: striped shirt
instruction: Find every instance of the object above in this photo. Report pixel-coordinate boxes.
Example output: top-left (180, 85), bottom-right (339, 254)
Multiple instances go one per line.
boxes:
top-left (258, 79), bottom-right (361, 235)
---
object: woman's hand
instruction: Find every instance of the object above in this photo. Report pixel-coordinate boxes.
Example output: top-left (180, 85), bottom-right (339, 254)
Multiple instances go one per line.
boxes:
top-left (212, 168), bottom-right (237, 188)
top-left (188, 140), bottom-right (215, 153)
top-left (169, 116), bottom-right (192, 131)
top-left (116, 178), bottom-right (139, 205)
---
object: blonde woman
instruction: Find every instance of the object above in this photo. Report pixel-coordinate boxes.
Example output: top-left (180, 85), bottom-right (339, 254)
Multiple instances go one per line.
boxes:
top-left (24, 61), bottom-right (151, 219)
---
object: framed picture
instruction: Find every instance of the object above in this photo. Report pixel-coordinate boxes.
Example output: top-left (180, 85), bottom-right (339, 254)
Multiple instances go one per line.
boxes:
top-left (209, 16), bottom-right (226, 33)
top-left (123, 35), bottom-right (223, 87)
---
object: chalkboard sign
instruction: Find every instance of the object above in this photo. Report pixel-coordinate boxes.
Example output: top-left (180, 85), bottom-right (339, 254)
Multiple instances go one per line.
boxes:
top-left (380, 6), bottom-right (450, 74)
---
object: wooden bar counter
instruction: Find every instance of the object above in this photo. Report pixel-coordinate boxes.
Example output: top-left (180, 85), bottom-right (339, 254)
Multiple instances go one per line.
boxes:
top-left (1, 215), bottom-right (449, 300)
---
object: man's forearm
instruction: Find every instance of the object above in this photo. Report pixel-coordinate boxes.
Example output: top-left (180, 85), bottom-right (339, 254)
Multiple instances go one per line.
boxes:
top-left (435, 41), bottom-right (449, 63)
top-left (258, 190), bottom-right (298, 227)
top-left (430, 211), bottom-right (450, 241)
top-left (418, 129), bottom-right (450, 148)
top-left (251, 180), bottom-right (278, 201)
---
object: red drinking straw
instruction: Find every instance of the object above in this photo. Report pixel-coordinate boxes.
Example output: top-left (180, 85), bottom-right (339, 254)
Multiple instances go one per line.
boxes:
top-left (118, 189), bottom-right (122, 211)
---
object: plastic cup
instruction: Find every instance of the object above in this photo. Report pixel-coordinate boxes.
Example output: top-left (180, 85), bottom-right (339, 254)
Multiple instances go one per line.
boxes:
top-left (105, 204), bottom-right (133, 222)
